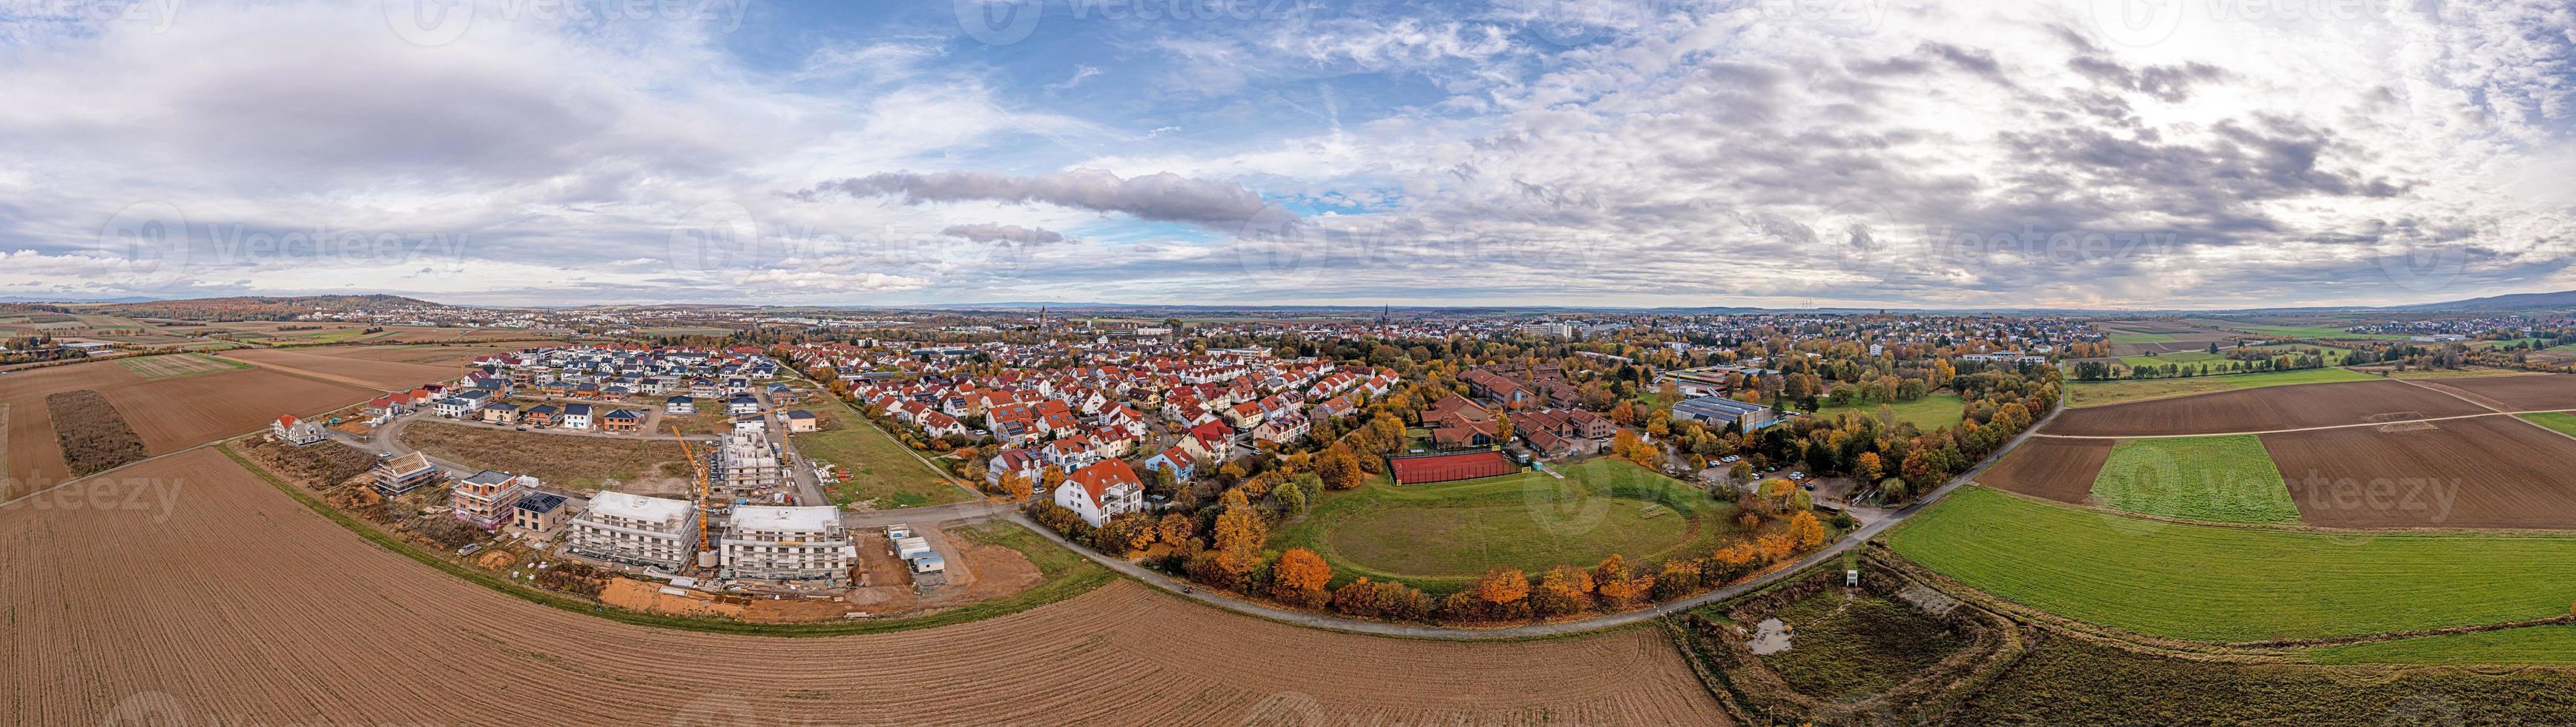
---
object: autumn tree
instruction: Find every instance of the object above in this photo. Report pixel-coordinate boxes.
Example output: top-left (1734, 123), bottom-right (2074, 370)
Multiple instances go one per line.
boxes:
top-left (1156, 513), bottom-right (1196, 545)
top-left (1472, 567), bottom-right (1530, 619)
top-left (989, 470), bottom-right (1029, 498)
top-left (1593, 554), bottom-right (1648, 608)
top-left (1788, 510), bottom-right (1828, 548)
top-left (1531, 565), bottom-right (1596, 617)
top-left (1204, 490), bottom-right (1268, 588)
top-left (1270, 547), bottom-right (1333, 607)
top-left (1318, 444), bottom-right (1365, 490)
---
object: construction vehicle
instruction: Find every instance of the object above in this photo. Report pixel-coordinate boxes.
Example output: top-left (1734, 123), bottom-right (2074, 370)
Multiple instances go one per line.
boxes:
top-left (669, 424), bottom-right (718, 569)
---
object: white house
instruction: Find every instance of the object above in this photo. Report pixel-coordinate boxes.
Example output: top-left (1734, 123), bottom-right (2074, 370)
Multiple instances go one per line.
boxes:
top-left (270, 414), bottom-right (326, 446)
top-left (559, 403), bottom-right (594, 431)
top-left (664, 395), bottom-right (696, 415)
top-left (1053, 459), bottom-right (1147, 527)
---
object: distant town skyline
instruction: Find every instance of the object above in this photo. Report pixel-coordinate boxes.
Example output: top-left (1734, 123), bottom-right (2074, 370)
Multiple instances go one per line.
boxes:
top-left (1, 1), bottom-right (2569, 309)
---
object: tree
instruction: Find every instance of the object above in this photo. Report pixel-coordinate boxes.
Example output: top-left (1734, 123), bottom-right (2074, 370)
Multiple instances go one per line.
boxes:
top-left (1494, 412), bottom-right (1514, 444)
top-left (1156, 513), bottom-right (1195, 545)
top-left (1475, 568), bottom-right (1529, 607)
top-left (1788, 510), bottom-right (1828, 548)
top-left (1593, 554), bottom-right (1647, 607)
top-left (1272, 480), bottom-right (1308, 513)
top-left (1532, 565), bottom-right (1596, 617)
top-left (1854, 451), bottom-right (1883, 483)
top-left (1208, 490), bottom-right (1268, 588)
top-left (988, 470), bottom-right (1029, 499)
top-left (1318, 444), bottom-right (1365, 490)
top-left (1038, 465), bottom-right (1067, 493)
top-left (1270, 547), bottom-right (1332, 607)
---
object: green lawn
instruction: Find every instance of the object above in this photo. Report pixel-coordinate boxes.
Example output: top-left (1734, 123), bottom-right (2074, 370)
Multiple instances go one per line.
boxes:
top-left (1803, 393), bottom-right (1966, 431)
top-left (2300, 625), bottom-right (2576, 666)
top-left (791, 389), bottom-right (973, 509)
top-left (1885, 487), bottom-right (2576, 642)
top-left (2089, 435), bottom-right (2298, 524)
top-left (2518, 412), bottom-right (2576, 439)
top-left (2064, 367), bottom-right (2377, 407)
top-left (1271, 458), bottom-right (1733, 593)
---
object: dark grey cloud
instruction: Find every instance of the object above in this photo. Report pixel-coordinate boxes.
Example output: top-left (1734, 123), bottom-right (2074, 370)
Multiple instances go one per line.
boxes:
top-left (939, 223), bottom-right (1066, 244)
top-left (796, 169), bottom-right (1278, 228)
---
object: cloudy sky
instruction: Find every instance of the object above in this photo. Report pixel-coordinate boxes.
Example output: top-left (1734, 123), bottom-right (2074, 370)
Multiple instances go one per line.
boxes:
top-left (0, 0), bottom-right (2569, 309)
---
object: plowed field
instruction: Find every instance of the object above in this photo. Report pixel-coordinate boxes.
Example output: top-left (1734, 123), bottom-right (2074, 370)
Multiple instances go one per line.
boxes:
top-left (1, 361), bottom-right (375, 495)
top-left (1973, 437), bottom-right (2112, 504)
top-left (2414, 374), bottom-right (2576, 412)
top-left (0, 449), bottom-right (1729, 726)
top-left (2043, 380), bottom-right (2488, 438)
top-left (220, 347), bottom-right (458, 390)
top-left (2262, 416), bottom-right (2576, 530)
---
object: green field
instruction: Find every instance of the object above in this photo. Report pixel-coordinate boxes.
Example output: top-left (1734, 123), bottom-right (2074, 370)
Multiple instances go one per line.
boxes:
top-left (2520, 412), bottom-right (2576, 439)
top-left (2118, 350), bottom-right (2226, 367)
top-left (1803, 393), bottom-right (1966, 431)
top-left (2105, 333), bottom-right (2177, 344)
top-left (116, 352), bottom-right (252, 380)
top-left (2300, 625), bottom-right (2576, 665)
top-left (2222, 323), bottom-right (2409, 340)
top-left (1271, 458), bottom-right (1733, 592)
top-left (1885, 487), bottom-right (2576, 642)
top-left (791, 384), bottom-right (973, 508)
top-left (2064, 367), bottom-right (2376, 407)
top-left (2089, 435), bottom-right (2298, 524)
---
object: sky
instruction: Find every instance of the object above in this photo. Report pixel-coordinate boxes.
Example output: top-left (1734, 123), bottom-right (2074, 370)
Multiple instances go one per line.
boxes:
top-left (0, 0), bottom-right (2570, 309)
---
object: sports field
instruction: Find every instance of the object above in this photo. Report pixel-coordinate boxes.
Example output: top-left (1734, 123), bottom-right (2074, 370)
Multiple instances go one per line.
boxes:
top-left (1271, 458), bottom-right (1731, 592)
top-left (2089, 435), bottom-right (2297, 524)
top-left (1885, 486), bottom-right (2576, 642)
top-left (1803, 393), bottom-right (1966, 431)
top-left (2062, 367), bottom-right (2376, 408)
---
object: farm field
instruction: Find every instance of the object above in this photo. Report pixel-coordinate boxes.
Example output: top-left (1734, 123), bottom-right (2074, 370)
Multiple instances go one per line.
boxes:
top-left (789, 388), bottom-right (973, 508)
top-left (1885, 486), bottom-right (2576, 642)
top-left (0, 359), bottom-right (376, 493)
top-left (2518, 411), bottom-right (2576, 438)
top-left (1971, 436), bottom-right (2111, 504)
top-left (312, 343), bottom-right (527, 366)
top-left (2261, 416), bottom-right (2576, 530)
top-left (2044, 378), bottom-right (2488, 437)
top-left (403, 421), bottom-right (689, 492)
top-left (2411, 372), bottom-right (2576, 411)
top-left (115, 353), bottom-right (250, 380)
top-left (219, 347), bottom-right (458, 389)
top-left (1271, 458), bottom-right (1733, 592)
top-left (2115, 350), bottom-right (2225, 369)
top-left (1802, 393), bottom-right (1966, 431)
top-left (2299, 625), bottom-right (2576, 666)
top-left (1946, 637), bottom-right (2576, 725)
top-left (2061, 366), bottom-right (2376, 407)
top-left (2089, 435), bottom-right (2298, 524)
top-left (2212, 323), bottom-right (2410, 340)
top-left (0, 448), bottom-right (1731, 726)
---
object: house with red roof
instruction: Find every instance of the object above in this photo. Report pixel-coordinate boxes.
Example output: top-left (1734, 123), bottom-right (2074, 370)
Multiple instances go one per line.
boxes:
top-left (1053, 458), bottom-right (1145, 527)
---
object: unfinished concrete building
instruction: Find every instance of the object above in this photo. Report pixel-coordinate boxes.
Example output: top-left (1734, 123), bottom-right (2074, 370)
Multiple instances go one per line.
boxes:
top-left (564, 492), bottom-right (697, 573)
top-left (719, 505), bottom-right (856, 585)
top-left (712, 431), bottom-right (783, 496)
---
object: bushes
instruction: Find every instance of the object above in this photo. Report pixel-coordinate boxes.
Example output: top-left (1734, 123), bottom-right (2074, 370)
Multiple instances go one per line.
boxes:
top-left (46, 389), bottom-right (149, 476)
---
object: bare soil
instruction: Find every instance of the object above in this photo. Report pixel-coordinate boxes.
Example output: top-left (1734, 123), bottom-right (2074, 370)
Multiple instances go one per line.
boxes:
top-left (1, 448), bottom-right (1730, 726)
top-left (2261, 416), bottom-right (2576, 530)
top-left (220, 348), bottom-right (458, 390)
top-left (1974, 438), bottom-right (2113, 504)
top-left (1, 361), bottom-right (372, 493)
top-left (2414, 374), bottom-right (2576, 412)
top-left (2043, 380), bottom-right (2490, 438)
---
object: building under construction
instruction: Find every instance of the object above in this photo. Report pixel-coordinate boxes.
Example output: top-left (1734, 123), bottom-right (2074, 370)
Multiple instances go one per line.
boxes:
top-left (711, 431), bottom-right (783, 496)
top-left (719, 505), bottom-right (856, 585)
top-left (564, 492), bottom-right (697, 573)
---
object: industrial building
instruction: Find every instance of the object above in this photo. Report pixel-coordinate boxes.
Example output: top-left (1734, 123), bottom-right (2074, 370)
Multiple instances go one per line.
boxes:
top-left (1670, 395), bottom-right (1785, 431)
top-left (719, 505), bottom-right (857, 585)
top-left (564, 492), bottom-right (698, 573)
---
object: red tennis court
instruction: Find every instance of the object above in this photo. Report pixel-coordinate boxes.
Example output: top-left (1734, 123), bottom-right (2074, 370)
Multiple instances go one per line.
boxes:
top-left (1389, 450), bottom-right (1518, 485)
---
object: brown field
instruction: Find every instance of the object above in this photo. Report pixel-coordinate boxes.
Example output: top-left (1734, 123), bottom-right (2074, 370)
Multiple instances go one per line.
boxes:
top-left (2262, 416), bottom-right (2576, 530)
top-left (310, 342), bottom-right (526, 366)
top-left (404, 421), bottom-right (689, 491)
top-left (0, 448), bottom-right (1730, 726)
top-left (2413, 374), bottom-right (2576, 412)
top-left (2043, 380), bottom-right (2491, 438)
top-left (1973, 437), bottom-right (2112, 504)
top-left (219, 348), bottom-right (458, 390)
top-left (1, 361), bottom-right (377, 494)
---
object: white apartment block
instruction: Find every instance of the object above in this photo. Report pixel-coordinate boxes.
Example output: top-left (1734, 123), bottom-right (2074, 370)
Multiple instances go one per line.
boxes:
top-left (564, 492), bottom-right (697, 573)
top-left (719, 505), bottom-right (857, 585)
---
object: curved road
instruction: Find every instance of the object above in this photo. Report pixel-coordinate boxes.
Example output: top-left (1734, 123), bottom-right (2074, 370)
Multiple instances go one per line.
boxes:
top-left (1003, 407), bottom-right (2066, 640)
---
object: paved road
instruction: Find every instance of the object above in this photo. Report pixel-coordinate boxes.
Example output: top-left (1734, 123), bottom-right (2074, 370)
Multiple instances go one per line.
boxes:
top-left (999, 406), bottom-right (2069, 640)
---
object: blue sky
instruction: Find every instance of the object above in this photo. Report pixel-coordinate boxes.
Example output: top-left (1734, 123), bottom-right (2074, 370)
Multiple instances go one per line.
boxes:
top-left (0, 0), bottom-right (2571, 309)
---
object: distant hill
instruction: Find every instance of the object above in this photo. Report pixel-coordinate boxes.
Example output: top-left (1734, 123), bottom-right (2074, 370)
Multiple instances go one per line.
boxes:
top-left (75, 295), bottom-right (454, 321)
top-left (2396, 290), bottom-right (2576, 312)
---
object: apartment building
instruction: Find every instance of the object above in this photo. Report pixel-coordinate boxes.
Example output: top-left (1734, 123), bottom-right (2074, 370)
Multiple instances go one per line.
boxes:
top-left (564, 492), bottom-right (698, 573)
top-left (713, 431), bottom-right (783, 496)
top-left (449, 470), bottom-right (536, 530)
top-left (719, 505), bottom-right (857, 585)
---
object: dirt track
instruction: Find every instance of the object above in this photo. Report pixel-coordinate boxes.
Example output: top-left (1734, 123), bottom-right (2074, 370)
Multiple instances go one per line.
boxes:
top-left (1973, 437), bottom-right (2112, 504)
top-left (2413, 374), bottom-right (2576, 412)
top-left (2262, 416), bottom-right (2576, 530)
top-left (0, 448), bottom-right (1731, 726)
top-left (2043, 380), bottom-right (2490, 438)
